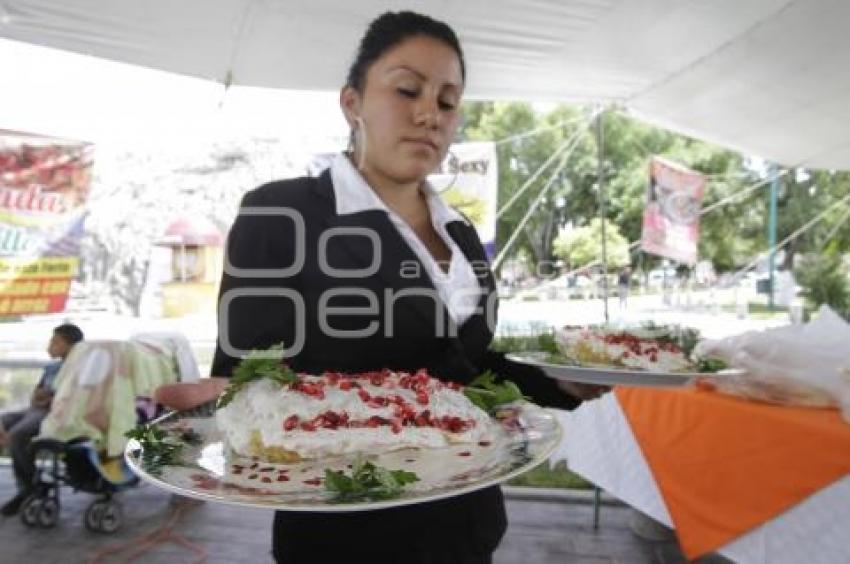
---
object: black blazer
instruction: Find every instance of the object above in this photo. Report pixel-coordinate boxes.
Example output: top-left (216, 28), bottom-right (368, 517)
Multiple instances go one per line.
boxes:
top-left (210, 170), bottom-right (579, 560)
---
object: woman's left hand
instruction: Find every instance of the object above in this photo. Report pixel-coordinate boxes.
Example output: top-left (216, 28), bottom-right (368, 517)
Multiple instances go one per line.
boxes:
top-left (556, 380), bottom-right (611, 401)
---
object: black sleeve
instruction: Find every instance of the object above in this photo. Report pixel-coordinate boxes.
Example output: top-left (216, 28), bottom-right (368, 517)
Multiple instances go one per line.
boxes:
top-left (210, 189), bottom-right (302, 378)
top-left (477, 349), bottom-right (582, 411)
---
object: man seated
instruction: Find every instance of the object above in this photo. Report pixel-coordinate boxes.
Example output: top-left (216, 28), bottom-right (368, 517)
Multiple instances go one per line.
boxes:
top-left (0, 323), bottom-right (84, 516)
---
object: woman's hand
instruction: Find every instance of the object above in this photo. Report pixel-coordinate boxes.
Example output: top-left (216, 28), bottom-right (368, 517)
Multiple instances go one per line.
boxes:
top-left (154, 377), bottom-right (229, 412)
top-left (556, 380), bottom-right (611, 401)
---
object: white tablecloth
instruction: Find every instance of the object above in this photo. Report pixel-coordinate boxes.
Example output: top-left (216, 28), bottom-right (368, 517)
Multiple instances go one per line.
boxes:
top-left (550, 396), bottom-right (850, 564)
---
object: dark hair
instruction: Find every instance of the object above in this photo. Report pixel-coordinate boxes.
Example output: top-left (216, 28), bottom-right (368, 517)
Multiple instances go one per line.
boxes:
top-left (54, 323), bottom-right (84, 346)
top-left (346, 11), bottom-right (466, 92)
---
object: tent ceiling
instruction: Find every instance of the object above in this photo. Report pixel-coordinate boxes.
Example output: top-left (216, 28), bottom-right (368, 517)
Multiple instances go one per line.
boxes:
top-left (1, 0), bottom-right (848, 169)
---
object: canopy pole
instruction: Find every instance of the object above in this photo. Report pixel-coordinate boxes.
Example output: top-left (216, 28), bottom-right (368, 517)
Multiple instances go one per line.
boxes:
top-left (767, 163), bottom-right (779, 310)
top-left (597, 106), bottom-right (609, 323)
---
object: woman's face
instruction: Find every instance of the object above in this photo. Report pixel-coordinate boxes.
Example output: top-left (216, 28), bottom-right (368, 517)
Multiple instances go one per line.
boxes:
top-left (341, 35), bottom-right (464, 185)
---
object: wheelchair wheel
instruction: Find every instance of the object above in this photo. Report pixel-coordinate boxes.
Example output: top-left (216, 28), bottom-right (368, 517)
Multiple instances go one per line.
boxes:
top-left (20, 496), bottom-right (42, 527)
top-left (99, 500), bottom-right (123, 533)
top-left (37, 498), bottom-right (60, 528)
top-left (84, 499), bottom-right (124, 533)
top-left (83, 501), bottom-right (104, 532)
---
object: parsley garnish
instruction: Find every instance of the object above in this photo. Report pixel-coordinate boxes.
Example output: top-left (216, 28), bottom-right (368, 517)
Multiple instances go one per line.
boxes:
top-left (463, 371), bottom-right (530, 415)
top-left (324, 460), bottom-right (420, 502)
top-left (217, 343), bottom-right (298, 408)
top-left (696, 357), bottom-right (728, 373)
top-left (125, 424), bottom-right (186, 477)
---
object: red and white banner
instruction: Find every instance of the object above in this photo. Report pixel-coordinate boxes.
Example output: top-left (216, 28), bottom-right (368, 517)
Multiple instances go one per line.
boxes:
top-left (640, 157), bottom-right (705, 265)
top-left (0, 131), bottom-right (93, 316)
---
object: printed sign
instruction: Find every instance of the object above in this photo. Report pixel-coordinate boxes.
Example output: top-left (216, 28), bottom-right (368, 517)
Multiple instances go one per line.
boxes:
top-left (0, 131), bottom-right (93, 315)
top-left (640, 157), bottom-right (705, 265)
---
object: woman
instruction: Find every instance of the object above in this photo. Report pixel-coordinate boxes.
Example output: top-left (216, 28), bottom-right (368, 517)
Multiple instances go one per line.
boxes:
top-left (158, 11), bottom-right (605, 563)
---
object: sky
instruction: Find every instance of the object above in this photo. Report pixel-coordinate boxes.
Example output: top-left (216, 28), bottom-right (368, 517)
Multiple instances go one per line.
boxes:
top-left (0, 37), bottom-right (350, 149)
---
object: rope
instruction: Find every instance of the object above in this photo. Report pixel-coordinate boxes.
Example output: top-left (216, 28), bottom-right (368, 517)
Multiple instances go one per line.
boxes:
top-left (732, 192), bottom-right (850, 278)
top-left (528, 166), bottom-right (790, 278)
top-left (819, 203), bottom-right (850, 250)
top-left (493, 115), bottom-right (586, 146)
top-left (496, 108), bottom-right (601, 220)
top-left (493, 142), bottom-right (577, 270)
top-left (85, 497), bottom-right (208, 564)
top-left (700, 170), bottom-right (787, 215)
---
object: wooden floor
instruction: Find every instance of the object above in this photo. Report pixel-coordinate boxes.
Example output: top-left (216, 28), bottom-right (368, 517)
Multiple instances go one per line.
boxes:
top-left (0, 468), bottom-right (728, 564)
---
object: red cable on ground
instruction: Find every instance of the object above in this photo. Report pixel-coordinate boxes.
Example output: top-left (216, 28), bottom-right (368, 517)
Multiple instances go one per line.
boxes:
top-left (85, 497), bottom-right (208, 564)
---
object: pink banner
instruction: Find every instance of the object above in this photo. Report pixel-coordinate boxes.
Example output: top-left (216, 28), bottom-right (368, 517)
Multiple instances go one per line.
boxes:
top-left (640, 157), bottom-right (705, 265)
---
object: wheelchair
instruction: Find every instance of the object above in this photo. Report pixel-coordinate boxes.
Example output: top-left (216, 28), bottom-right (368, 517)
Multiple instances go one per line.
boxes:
top-left (20, 436), bottom-right (138, 533)
top-left (19, 399), bottom-right (165, 533)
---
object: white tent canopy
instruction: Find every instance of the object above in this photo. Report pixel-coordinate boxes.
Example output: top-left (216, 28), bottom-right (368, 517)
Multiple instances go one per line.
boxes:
top-left (1, 0), bottom-right (849, 169)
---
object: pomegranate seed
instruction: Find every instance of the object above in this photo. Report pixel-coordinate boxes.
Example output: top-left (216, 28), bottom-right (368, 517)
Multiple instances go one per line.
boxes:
top-left (478, 441), bottom-right (492, 447)
top-left (416, 391), bottom-right (429, 405)
top-left (276, 475), bottom-right (290, 482)
top-left (303, 478), bottom-right (322, 486)
top-left (366, 416), bottom-right (387, 428)
top-left (339, 380), bottom-right (353, 391)
top-left (261, 476), bottom-right (272, 483)
top-left (300, 421), bottom-right (316, 432)
top-left (390, 419), bottom-right (403, 434)
top-left (358, 389), bottom-right (371, 402)
top-left (283, 415), bottom-right (299, 431)
top-left (458, 451), bottom-right (471, 457)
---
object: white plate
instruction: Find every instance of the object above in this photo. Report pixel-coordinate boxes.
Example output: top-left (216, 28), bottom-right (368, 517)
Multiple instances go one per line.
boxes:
top-left (125, 402), bottom-right (562, 512)
top-left (507, 352), bottom-right (740, 387)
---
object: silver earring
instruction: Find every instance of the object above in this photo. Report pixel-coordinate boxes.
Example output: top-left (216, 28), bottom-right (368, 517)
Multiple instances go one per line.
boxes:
top-left (353, 116), bottom-right (367, 171)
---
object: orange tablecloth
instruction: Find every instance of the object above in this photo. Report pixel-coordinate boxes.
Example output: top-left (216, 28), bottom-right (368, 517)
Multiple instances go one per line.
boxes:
top-left (616, 387), bottom-right (850, 560)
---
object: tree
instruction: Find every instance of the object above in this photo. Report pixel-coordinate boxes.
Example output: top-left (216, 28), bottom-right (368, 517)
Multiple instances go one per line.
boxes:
top-left (776, 169), bottom-right (850, 270)
top-left (460, 103), bottom-right (597, 268)
top-left (460, 101), bottom-right (848, 277)
top-left (795, 251), bottom-right (850, 316)
top-left (553, 218), bottom-right (630, 270)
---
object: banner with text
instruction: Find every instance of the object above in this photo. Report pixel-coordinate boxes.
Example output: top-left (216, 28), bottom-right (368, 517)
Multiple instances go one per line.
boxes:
top-left (640, 157), bottom-right (705, 265)
top-left (0, 131), bottom-right (93, 315)
top-left (429, 141), bottom-right (498, 258)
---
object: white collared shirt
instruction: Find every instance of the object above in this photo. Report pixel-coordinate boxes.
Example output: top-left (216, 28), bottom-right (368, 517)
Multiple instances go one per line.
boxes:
top-left (330, 153), bottom-right (483, 326)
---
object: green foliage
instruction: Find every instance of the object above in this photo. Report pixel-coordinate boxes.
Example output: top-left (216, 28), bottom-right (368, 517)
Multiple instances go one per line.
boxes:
top-left (324, 460), bottom-right (419, 502)
top-left (490, 332), bottom-right (558, 355)
top-left (778, 171), bottom-right (850, 268)
top-left (125, 424), bottom-right (185, 477)
top-left (553, 218), bottom-right (630, 269)
top-left (508, 460), bottom-right (592, 489)
top-left (795, 253), bottom-right (850, 315)
top-left (217, 344), bottom-right (297, 408)
top-left (461, 103), bottom-right (597, 266)
top-left (463, 371), bottom-right (529, 414)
